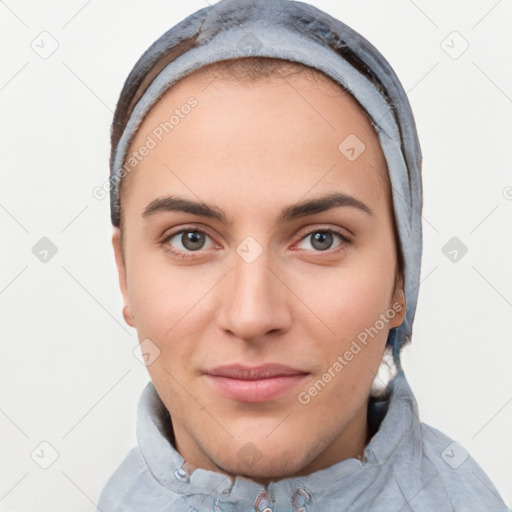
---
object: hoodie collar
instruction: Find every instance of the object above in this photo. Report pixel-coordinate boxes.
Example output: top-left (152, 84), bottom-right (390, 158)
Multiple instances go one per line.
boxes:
top-left (136, 370), bottom-right (422, 511)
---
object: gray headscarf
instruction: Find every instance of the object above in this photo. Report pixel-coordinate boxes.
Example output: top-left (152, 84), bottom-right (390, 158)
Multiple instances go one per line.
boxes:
top-left (108, 0), bottom-right (423, 370)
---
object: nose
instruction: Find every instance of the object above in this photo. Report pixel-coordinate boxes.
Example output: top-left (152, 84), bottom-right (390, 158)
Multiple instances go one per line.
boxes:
top-left (216, 244), bottom-right (292, 342)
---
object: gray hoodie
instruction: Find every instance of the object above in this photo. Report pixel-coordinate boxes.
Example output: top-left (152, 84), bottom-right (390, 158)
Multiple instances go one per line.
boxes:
top-left (96, 370), bottom-right (508, 511)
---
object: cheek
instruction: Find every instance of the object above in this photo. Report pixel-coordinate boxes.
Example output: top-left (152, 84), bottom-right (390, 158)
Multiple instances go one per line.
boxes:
top-left (126, 264), bottom-right (200, 387)
top-left (297, 249), bottom-right (395, 337)
top-left (294, 264), bottom-right (394, 410)
top-left (125, 247), bottom-right (184, 335)
top-left (288, 247), bottom-right (396, 391)
top-left (126, 249), bottom-right (217, 365)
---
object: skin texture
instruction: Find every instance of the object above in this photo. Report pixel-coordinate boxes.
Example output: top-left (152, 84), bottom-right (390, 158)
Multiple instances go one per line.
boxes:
top-left (112, 65), bottom-right (406, 484)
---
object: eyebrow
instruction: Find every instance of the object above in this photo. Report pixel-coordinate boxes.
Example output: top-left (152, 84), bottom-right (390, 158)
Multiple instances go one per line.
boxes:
top-left (142, 191), bottom-right (374, 224)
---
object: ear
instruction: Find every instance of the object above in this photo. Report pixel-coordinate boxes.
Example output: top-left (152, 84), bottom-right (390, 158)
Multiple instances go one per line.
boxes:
top-left (389, 273), bottom-right (406, 329)
top-left (112, 228), bottom-right (136, 328)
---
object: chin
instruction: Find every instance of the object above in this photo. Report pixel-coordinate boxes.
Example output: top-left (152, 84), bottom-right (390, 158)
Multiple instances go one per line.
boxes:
top-left (212, 444), bottom-right (312, 482)
top-left (226, 458), bottom-right (303, 483)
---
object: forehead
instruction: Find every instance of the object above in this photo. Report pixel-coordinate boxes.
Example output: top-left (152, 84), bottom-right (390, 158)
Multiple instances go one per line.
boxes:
top-left (122, 64), bottom-right (390, 210)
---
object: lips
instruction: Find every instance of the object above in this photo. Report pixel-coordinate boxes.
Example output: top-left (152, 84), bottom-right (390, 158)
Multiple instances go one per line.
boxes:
top-left (204, 364), bottom-right (309, 403)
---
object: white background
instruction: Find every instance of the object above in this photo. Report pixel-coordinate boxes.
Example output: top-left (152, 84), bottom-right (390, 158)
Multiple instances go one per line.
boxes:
top-left (1, 0), bottom-right (511, 510)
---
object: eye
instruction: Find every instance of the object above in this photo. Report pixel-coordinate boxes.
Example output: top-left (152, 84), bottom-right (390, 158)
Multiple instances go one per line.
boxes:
top-left (160, 227), bottom-right (216, 258)
top-left (296, 229), bottom-right (350, 252)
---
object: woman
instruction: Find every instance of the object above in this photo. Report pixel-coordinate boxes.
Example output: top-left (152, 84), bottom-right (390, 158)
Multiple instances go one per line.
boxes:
top-left (97, 0), bottom-right (509, 510)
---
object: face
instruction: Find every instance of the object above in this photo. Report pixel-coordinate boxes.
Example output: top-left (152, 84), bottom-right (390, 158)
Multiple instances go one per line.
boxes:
top-left (112, 66), bottom-right (406, 483)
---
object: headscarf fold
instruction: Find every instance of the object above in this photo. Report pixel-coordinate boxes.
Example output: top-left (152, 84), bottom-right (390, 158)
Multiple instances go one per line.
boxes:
top-left (108, 0), bottom-right (423, 369)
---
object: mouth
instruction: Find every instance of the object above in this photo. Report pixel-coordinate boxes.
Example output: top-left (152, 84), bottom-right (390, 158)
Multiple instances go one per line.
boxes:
top-left (203, 364), bottom-right (309, 403)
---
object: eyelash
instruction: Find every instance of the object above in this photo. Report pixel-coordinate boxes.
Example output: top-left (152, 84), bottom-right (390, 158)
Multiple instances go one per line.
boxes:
top-left (158, 224), bottom-right (352, 260)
